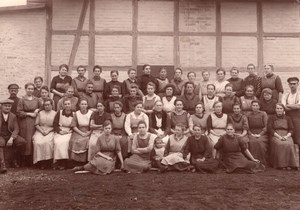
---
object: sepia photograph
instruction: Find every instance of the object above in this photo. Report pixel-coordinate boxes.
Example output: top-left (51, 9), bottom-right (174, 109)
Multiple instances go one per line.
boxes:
top-left (0, 0), bottom-right (300, 209)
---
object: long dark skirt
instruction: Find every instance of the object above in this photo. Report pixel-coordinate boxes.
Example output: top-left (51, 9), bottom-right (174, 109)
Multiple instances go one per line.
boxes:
top-left (191, 158), bottom-right (219, 173)
top-left (248, 131), bottom-right (268, 165)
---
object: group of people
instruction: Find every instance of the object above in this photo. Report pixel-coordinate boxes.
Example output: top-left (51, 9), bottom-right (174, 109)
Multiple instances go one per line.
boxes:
top-left (0, 63), bottom-right (299, 175)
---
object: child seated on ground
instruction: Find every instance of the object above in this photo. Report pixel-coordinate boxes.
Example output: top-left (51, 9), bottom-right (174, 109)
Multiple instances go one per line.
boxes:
top-left (150, 137), bottom-right (166, 172)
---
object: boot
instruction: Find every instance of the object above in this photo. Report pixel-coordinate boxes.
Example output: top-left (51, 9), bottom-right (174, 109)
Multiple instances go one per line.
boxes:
top-left (0, 161), bottom-right (7, 174)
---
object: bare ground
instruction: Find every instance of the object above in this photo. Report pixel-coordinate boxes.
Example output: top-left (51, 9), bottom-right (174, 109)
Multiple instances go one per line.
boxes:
top-left (1, 168), bottom-right (300, 210)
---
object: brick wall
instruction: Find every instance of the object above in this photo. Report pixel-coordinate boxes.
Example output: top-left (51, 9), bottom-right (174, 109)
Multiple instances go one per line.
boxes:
top-left (0, 9), bottom-right (46, 99)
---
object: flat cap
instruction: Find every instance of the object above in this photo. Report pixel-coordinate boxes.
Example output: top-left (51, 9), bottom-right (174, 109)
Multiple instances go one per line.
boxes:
top-left (7, 84), bottom-right (19, 89)
top-left (0, 99), bottom-right (14, 104)
top-left (287, 77), bottom-right (299, 83)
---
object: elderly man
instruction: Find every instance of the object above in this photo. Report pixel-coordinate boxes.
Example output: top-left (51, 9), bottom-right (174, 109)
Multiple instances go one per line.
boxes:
top-left (0, 99), bottom-right (26, 173)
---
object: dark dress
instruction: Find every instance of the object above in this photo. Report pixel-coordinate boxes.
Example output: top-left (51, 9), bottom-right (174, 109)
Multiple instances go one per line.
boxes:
top-left (149, 110), bottom-right (170, 136)
top-left (8, 96), bottom-right (20, 115)
top-left (90, 76), bottom-right (106, 101)
top-left (268, 115), bottom-right (298, 168)
top-left (50, 75), bottom-right (72, 108)
top-left (104, 80), bottom-right (123, 99)
top-left (243, 74), bottom-right (262, 98)
top-left (170, 111), bottom-right (189, 131)
top-left (123, 95), bottom-right (143, 114)
top-left (170, 78), bottom-right (186, 96)
top-left (180, 94), bottom-right (201, 115)
top-left (228, 113), bottom-right (250, 143)
top-left (17, 96), bottom-right (42, 156)
top-left (261, 74), bottom-right (283, 102)
top-left (247, 111), bottom-right (269, 165)
top-left (227, 77), bottom-right (244, 97)
top-left (219, 95), bottom-right (240, 114)
top-left (259, 98), bottom-right (277, 116)
top-left (214, 134), bottom-right (265, 173)
top-left (183, 135), bottom-right (219, 173)
top-left (138, 74), bottom-right (159, 95)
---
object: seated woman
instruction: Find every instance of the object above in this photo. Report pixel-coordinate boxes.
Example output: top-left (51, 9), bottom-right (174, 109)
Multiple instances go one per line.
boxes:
top-left (214, 124), bottom-right (265, 173)
top-left (149, 101), bottom-right (170, 143)
top-left (88, 101), bottom-right (112, 161)
top-left (189, 102), bottom-right (209, 135)
top-left (32, 99), bottom-right (56, 168)
top-left (260, 88), bottom-right (277, 116)
top-left (247, 100), bottom-right (268, 165)
top-left (160, 124), bottom-right (190, 172)
top-left (202, 84), bottom-right (219, 114)
top-left (268, 103), bottom-right (299, 170)
top-left (69, 98), bottom-right (93, 164)
top-left (180, 82), bottom-right (201, 115)
top-left (241, 85), bottom-right (257, 115)
top-left (142, 82), bottom-right (160, 115)
top-left (57, 86), bottom-right (78, 112)
top-left (183, 124), bottom-right (219, 173)
top-left (228, 103), bottom-right (249, 143)
top-left (161, 84), bottom-right (177, 114)
top-left (39, 86), bottom-right (55, 110)
top-left (73, 120), bottom-right (123, 175)
top-left (170, 99), bottom-right (190, 136)
top-left (124, 120), bottom-right (156, 173)
top-left (125, 101), bottom-right (149, 152)
top-left (53, 99), bottom-right (74, 169)
top-left (207, 101), bottom-right (229, 158)
top-left (219, 84), bottom-right (240, 114)
top-left (105, 85), bottom-right (123, 113)
top-left (110, 101), bottom-right (128, 159)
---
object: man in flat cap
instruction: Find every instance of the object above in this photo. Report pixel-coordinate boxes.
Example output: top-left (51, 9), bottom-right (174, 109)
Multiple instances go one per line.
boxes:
top-left (282, 77), bottom-right (300, 159)
top-left (7, 84), bottom-right (20, 115)
top-left (0, 99), bottom-right (26, 173)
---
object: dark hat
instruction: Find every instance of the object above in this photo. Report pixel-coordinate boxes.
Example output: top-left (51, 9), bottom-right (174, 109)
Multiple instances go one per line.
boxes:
top-left (0, 99), bottom-right (14, 104)
top-left (287, 77), bottom-right (299, 83)
top-left (8, 84), bottom-right (19, 90)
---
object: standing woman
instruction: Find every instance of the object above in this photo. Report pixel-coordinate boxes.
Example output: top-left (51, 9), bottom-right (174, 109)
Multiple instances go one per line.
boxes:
top-left (156, 67), bottom-right (169, 97)
top-left (53, 99), bottom-right (74, 169)
top-left (17, 83), bottom-right (42, 165)
top-left (124, 121), bottom-right (156, 173)
top-left (207, 101), bottom-right (228, 158)
top-left (171, 68), bottom-right (186, 96)
top-left (181, 72), bottom-right (202, 99)
top-left (161, 124), bottom-right (190, 172)
top-left (33, 76), bottom-right (44, 98)
top-left (72, 65), bottom-right (90, 98)
top-left (88, 101), bottom-right (112, 161)
top-left (261, 64), bottom-right (283, 102)
top-left (90, 65), bottom-right (106, 101)
top-left (183, 124), bottom-right (219, 173)
top-left (247, 100), bottom-right (268, 165)
top-left (214, 68), bottom-right (229, 97)
top-left (149, 101), bottom-right (170, 140)
top-left (142, 82), bottom-right (160, 115)
top-left (50, 64), bottom-right (72, 109)
top-left (32, 99), bottom-right (56, 168)
top-left (228, 103), bottom-right (249, 143)
top-left (189, 103), bottom-right (209, 135)
top-left (161, 84), bottom-right (177, 114)
top-left (104, 70), bottom-right (123, 99)
top-left (170, 99), bottom-right (190, 136)
top-left (214, 124), bottom-right (264, 173)
top-left (180, 82), bottom-right (201, 115)
top-left (268, 103), bottom-right (298, 170)
top-left (111, 101), bottom-right (128, 159)
top-left (202, 84), bottom-right (219, 114)
top-left (73, 120), bottom-right (124, 175)
top-left (240, 85), bottom-right (257, 115)
top-left (105, 85), bottom-right (123, 113)
top-left (69, 98), bottom-right (93, 164)
top-left (219, 84), bottom-right (240, 114)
